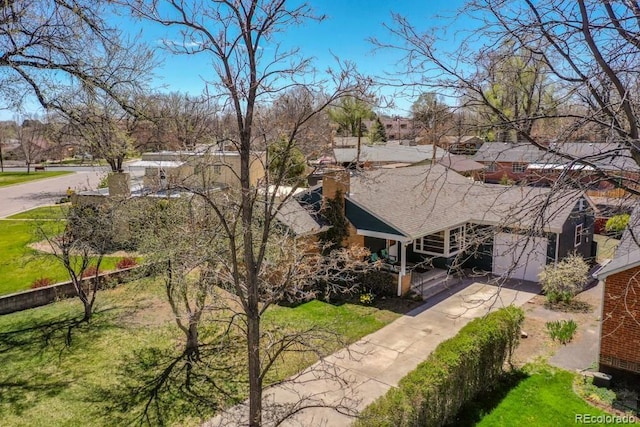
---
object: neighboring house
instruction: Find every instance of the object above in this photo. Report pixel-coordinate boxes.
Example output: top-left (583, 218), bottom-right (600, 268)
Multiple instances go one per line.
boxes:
top-left (437, 154), bottom-right (485, 180)
top-left (593, 208), bottom-right (640, 383)
top-left (127, 147), bottom-right (266, 191)
top-left (333, 142), bottom-right (445, 168)
top-left (378, 116), bottom-right (415, 140)
top-left (320, 164), bottom-right (595, 295)
top-left (74, 147), bottom-right (326, 241)
top-left (436, 135), bottom-right (484, 155)
top-left (472, 142), bottom-right (640, 196)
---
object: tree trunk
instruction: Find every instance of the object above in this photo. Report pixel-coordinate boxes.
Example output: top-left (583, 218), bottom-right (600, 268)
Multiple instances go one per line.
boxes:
top-left (185, 322), bottom-right (200, 361)
top-left (82, 300), bottom-right (92, 322)
top-left (26, 162), bottom-right (31, 173)
top-left (247, 313), bottom-right (262, 427)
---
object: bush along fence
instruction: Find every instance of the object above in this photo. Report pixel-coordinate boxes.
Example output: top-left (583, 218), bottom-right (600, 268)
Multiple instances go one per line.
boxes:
top-left (0, 266), bottom-right (141, 315)
top-left (354, 306), bottom-right (525, 427)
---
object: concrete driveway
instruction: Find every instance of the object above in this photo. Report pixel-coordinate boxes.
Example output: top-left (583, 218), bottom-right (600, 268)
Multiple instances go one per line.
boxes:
top-left (205, 280), bottom-right (538, 427)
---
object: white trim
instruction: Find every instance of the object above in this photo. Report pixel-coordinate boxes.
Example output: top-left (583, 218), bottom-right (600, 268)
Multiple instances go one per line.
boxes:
top-left (575, 223), bottom-right (583, 247)
top-left (356, 228), bottom-right (410, 243)
top-left (413, 225), bottom-right (465, 257)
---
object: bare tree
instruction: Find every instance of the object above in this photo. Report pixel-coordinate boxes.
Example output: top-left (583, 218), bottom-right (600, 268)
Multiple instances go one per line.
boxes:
top-left (376, 0), bottom-right (640, 175)
top-left (36, 203), bottom-right (117, 322)
top-left (15, 115), bottom-right (47, 172)
top-left (55, 90), bottom-right (135, 172)
top-left (119, 1), bottom-right (366, 425)
top-left (0, 0), bottom-right (153, 116)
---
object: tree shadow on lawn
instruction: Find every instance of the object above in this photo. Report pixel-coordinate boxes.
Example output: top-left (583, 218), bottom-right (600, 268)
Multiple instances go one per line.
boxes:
top-left (0, 375), bottom-right (71, 418)
top-left (90, 338), bottom-right (248, 426)
top-left (445, 369), bottom-right (530, 427)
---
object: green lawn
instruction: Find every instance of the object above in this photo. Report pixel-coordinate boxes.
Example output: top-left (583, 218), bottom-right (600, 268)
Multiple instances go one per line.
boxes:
top-left (0, 278), bottom-right (403, 426)
top-left (460, 365), bottom-right (638, 427)
top-left (7, 205), bottom-right (70, 220)
top-left (593, 234), bottom-right (621, 263)
top-left (0, 171), bottom-right (72, 187)
top-left (0, 206), bottom-right (118, 295)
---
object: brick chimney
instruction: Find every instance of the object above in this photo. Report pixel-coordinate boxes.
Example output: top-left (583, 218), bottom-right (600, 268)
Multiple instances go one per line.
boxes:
top-left (322, 168), bottom-right (350, 201)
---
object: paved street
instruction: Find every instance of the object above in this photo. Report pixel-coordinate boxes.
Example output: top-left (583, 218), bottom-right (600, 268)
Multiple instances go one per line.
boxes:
top-left (0, 164), bottom-right (145, 218)
top-left (0, 169), bottom-right (103, 218)
top-left (206, 280), bottom-right (538, 427)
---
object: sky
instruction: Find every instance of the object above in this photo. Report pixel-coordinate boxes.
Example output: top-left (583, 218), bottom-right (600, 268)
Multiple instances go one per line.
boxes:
top-left (1, 1), bottom-right (470, 121)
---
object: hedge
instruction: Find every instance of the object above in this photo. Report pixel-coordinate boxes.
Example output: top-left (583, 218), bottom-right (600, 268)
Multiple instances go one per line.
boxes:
top-left (354, 306), bottom-right (525, 427)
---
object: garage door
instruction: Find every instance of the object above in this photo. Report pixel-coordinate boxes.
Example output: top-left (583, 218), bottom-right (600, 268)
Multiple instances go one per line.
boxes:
top-left (493, 233), bottom-right (548, 282)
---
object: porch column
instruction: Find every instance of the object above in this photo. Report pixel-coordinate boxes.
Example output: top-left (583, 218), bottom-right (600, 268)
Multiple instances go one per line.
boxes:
top-left (397, 242), bottom-right (407, 296)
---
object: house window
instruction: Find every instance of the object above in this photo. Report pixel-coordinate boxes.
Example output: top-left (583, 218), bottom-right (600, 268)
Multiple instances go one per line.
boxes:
top-left (512, 163), bottom-right (527, 173)
top-left (414, 226), bottom-right (465, 256)
top-left (213, 165), bottom-right (222, 174)
top-left (575, 223), bottom-right (583, 246)
top-left (385, 124), bottom-right (393, 129)
top-left (449, 226), bottom-right (463, 253)
top-left (400, 123), bottom-right (408, 129)
top-left (487, 162), bottom-right (497, 172)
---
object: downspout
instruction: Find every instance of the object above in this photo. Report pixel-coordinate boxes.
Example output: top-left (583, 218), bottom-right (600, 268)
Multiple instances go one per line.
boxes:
top-left (555, 232), bottom-right (560, 265)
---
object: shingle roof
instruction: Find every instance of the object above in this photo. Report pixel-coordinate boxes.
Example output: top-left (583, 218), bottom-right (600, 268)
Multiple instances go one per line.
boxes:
top-left (472, 141), bottom-right (640, 171)
top-left (438, 154), bottom-right (486, 172)
top-left (275, 197), bottom-right (326, 236)
top-left (334, 143), bottom-right (444, 164)
top-left (347, 164), bottom-right (584, 239)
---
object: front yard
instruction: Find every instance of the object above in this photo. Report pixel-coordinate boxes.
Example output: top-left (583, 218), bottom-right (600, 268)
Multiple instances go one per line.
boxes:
top-left (0, 206), bottom-right (118, 295)
top-left (0, 277), bottom-right (411, 426)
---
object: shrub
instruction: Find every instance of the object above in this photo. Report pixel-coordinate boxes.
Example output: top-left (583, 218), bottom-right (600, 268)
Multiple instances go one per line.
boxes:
top-left (31, 277), bottom-right (54, 289)
top-left (546, 319), bottom-right (578, 344)
top-left (355, 306), bottom-right (525, 427)
top-left (360, 292), bottom-right (374, 305)
top-left (81, 265), bottom-right (99, 278)
top-left (359, 270), bottom-right (396, 298)
top-left (539, 254), bottom-right (589, 304)
top-left (605, 214), bottom-right (630, 236)
top-left (116, 257), bottom-right (138, 270)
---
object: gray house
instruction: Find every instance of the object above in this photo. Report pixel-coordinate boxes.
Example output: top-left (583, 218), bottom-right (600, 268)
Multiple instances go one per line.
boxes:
top-left (320, 165), bottom-right (595, 295)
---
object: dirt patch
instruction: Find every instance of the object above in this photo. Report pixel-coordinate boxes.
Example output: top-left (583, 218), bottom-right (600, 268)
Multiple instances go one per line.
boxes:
top-left (29, 239), bottom-right (139, 258)
top-left (512, 289), bottom-right (600, 368)
top-left (118, 297), bottom-right (175, 327)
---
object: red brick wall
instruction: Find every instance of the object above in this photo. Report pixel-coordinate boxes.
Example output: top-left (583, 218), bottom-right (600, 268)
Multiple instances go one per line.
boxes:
top-left (600, 266), bottom-right (640, 374)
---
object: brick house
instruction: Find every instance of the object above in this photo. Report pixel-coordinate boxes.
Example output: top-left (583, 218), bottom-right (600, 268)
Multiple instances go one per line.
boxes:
top-left (472, 142), bottom-right (640, 195)
top-left (594, 209), bottom-right (640, 382)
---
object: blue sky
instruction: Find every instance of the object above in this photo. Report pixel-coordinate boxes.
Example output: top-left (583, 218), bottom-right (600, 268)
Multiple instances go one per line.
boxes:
top-left (2, 1), bottom-right (469, 120)
top-left (145, 0), bottom-right (468, 115)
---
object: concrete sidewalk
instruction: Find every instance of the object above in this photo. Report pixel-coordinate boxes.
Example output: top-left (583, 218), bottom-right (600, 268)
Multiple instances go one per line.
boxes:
top-left (205, 281), bottom-right (538, 427)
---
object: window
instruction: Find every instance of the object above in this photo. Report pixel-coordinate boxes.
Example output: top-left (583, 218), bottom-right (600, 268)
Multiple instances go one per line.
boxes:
top-left (414, 226), bottom-right (465, 256)
top-left (400, 123), bottom-right (408, 129)
top-left (449, 227), bottom-right (463, 253)
top-left (213, 165), bottom-right (222, 174)
top-left (385, 124), bottom-right (393, 129)
top-left (575, 223), bottom-right (583, 246)
top-left (512, 163), bottom-right (527, 173)
top-left (487, 162), bottom-right (497, 172)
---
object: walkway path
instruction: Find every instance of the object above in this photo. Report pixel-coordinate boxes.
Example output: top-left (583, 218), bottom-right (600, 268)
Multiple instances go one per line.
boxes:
top-left (205, 280), bottom-right (538, 427)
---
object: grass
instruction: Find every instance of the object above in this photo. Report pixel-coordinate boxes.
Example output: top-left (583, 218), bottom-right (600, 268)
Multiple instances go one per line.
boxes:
top-left (0, 278), bottom-right (403, 426)
top-left (593, 234), bottom-right (621, 262)
top-left (0, 206), bottom-right (118, 295)
top-left (7, 205), bottom-right (70, 220)
top-left (0, 171), bottom-right (72, 187)
top-left (453, 364), bottom-right (638, 426)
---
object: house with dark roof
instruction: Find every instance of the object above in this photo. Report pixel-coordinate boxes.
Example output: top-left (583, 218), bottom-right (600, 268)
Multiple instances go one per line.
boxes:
top-left (593, 207), bottom-right (640, 383)
top-left (472, 142), bottom-right (640, 195)
top-left (320, 165), bottom-right (595, 295)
